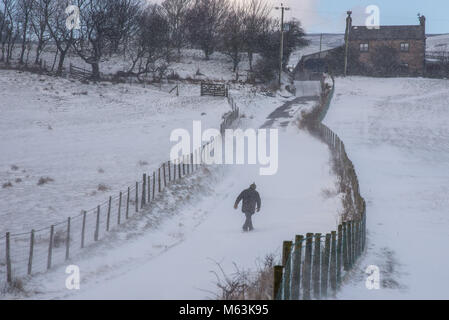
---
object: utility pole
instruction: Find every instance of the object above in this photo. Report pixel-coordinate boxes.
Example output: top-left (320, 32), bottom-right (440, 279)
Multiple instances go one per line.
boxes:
top-left (319, 33), bottom-right (323, 58)
top-left (344, 11), bottom-right (352, 77)
top-left (275, 3), bottom-right (290, 87)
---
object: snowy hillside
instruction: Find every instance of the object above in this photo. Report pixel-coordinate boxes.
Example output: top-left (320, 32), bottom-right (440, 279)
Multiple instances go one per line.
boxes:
top-left (426, 33), bottom-right (449, 52)
top-left (289, 33), bottom-right (449, 70)
top-left (0, 79), bottom-right (344, 299)
top-left (288, 34), bottom-right (345, 69)
top-left (7, 46), bottom-right (254, 82)
top-left (324, 77), bottom-right (449, 299)
top-left (0, 70), bottom-right (231, 235)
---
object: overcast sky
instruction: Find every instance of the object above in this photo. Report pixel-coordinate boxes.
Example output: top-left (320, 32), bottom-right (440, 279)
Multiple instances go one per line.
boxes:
top-left (152, 0), bottom-right (449, 35)
top-left (267, 0), bottom-right (449, 34)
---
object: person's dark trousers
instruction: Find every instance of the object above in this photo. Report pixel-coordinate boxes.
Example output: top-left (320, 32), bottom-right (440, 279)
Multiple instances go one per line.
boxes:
top-left (243, 213), bottom-right (254, 232)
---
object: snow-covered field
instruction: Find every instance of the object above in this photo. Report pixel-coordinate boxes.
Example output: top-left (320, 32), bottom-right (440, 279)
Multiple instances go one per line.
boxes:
top-left (0, 69), bottom-right (232, 235)
top-left (288, 34), bottom-right (345, 69)
top-left (289, 33), bottom-right (449, 69)
top-left (426, 33), bottom-right (449, 53)
top-left (0, 76), bottom-right (343, 299)
top-left (324, 77), bottom-right (449, 299)
top-left (6, 46), bottom-right (254, 82)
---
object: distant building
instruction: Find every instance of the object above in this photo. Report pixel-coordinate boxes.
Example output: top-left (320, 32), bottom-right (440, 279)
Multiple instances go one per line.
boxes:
top-left (347, 13), bottom-right (427, 76)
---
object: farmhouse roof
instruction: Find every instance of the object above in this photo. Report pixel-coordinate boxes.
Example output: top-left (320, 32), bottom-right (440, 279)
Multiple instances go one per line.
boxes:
top-left (349, 25), bottom-right (425, 41)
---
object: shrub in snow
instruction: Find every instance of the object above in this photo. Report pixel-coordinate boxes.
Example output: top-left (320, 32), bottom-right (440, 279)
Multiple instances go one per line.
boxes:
top-left (37, 177), bottom-right (54, 186)
top-left (2, 182), bottom-right (13, 188)
top-left (97, 184), bottom-right (110, 192)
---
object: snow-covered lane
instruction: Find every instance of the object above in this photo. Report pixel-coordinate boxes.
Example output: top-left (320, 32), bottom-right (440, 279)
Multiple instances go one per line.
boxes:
top-left (324, 77), bottom-right (449, 299)
top-left (13, 88), bottom-right (342, 300)
top-left (61, 128), bottom-right (339, 300)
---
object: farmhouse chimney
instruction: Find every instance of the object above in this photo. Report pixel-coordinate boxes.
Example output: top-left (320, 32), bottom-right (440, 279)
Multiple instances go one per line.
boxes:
top-left (419, 14), bottom-right (426, 34)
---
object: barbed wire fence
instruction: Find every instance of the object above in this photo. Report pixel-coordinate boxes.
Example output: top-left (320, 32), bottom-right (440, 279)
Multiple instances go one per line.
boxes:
top-left (0, 88), bottom-right (241, 292)
top-left (273, 75), bottom-right (367, 300)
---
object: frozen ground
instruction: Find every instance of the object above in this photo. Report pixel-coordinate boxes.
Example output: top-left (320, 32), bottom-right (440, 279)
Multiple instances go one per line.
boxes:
top-left (324, 77), bottom-right (449, 299)
top-left (6, 46), bottom-right (254, 82)
top-left (426, 33), bottom-right (449, 53)
top-left (0, 69), bottom-right (231, 235)
top-left (1, 81), bottom-right (343, 299)
top-left (288, 34), bottom-right (345, 69)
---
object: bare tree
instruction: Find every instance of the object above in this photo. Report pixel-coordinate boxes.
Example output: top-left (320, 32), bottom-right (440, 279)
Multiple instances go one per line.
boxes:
top-left (126, 4), bottom-right (170, 81)
top-left (72, 0), bottom-right (140, 79)
top-left (17, 0), bottom-right (34, 64)
top-left (242, 0), bottom-right (271, 72)
top-left (107, 0), bottom-right (141, 55)
top-left (1, 0), bottom-right (18, 63)
top-left (161, 0), bottom-right (191, 59)
top-left (221, 5), bottom-right (245, 73)
top-left (31, 0), bottom-right (51, 65)
top-left (46, 0), bottom-right (76, 75)
top-left (185, 0), bottom-right (229, 60)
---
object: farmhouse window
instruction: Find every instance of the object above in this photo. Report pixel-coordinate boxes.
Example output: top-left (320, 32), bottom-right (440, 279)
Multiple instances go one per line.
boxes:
top-left (400, 42), bottom-right (410, 52)
top-left (360, 43), bottom-right (369, 52)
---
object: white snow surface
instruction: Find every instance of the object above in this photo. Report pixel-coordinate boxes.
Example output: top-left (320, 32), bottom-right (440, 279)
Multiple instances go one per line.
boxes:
top-left (1, 79), bottom-right (342, 299)
top-left (324, 76), bottom-right (449, 299)
top-left (0, 70), bottom-right (229, 235)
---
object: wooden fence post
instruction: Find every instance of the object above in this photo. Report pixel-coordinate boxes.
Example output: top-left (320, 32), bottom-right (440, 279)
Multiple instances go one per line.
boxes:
top-left (355, 221), bottom-right (360, 259)
top-left (106, 196), bottom-right (112, 231)
top-left (349, 221), bottom-right (354, 268)
top-left (126, 187), bottom-right (130, 219)
top-left (6, 232), bottom-right (11, 283)
top-left (291, 235), bottom-right (303, 300)
top-left (273, 266), bottom-right (284, 300)
top-left (330, 231), bottom-right (337, 294)
top-left (81, 211), bottom-right (86, 248)
top-left (182, 157), bottom-right (186, 176)
top-left (94, 206), bottom-right (100, 241)
top-left (148, 174), bottom-right (151, 203)
top-left (152, 172), bottom-right (156, 200)
top-left (282, 241), bottom-right (292, 300)
top-left (47, 225), bottom-right (54, 270)
top-left (163, 163), bottom-right (167, 188)
top-left (195, 150), bottom-right (198, 171)
top-left (142, 174), bottom-right (146, 208)
top-left (118, 192), bottom-right (122, 225)
top-left (342, 222), bottom-right (348, 271)
top-left (321, 234), bottom-right (331, 298)
top-left (66, 217), bottom-right (71, 261)
top-left (178, 161), bottom-right (182, 179)
top-left (313, 233), bottom-right (321, 299)
top-left (28, 230), bottom-right (35, 275)
top-left (337, 225), bottom-right (343, 286)
top-left (191, 153), bottom-right (194, 173)
top-left (135, 182), bottom-right (139, 213)
top-left (173, 161), bottom-right (177, 181)
top-left (168, 161), bottom-right (171, 182)
top-left (158, 167), bottom-right (162, 193)
top-left (302, 233), bottom-right (313, 300)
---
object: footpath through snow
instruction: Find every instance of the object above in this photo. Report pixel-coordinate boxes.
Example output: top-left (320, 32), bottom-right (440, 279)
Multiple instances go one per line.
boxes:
top-left (325, 77), bottom-right (449, 299)
top-left (11, 83), bottom-right (342, 299)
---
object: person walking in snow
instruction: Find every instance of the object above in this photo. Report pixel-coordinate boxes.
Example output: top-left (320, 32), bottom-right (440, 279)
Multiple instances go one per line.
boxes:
top-left (234, 183), bottom-right (261, 232)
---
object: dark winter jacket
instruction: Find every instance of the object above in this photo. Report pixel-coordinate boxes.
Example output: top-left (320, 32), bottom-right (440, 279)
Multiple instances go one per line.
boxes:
top-left (235, 188), bottom-right (261, 215)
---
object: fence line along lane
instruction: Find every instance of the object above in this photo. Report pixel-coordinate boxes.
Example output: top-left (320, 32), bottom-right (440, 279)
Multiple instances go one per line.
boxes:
top-left (1, 87), bottom-right (241, 290)
top-left (273, 75), bottom-right (367, 300)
